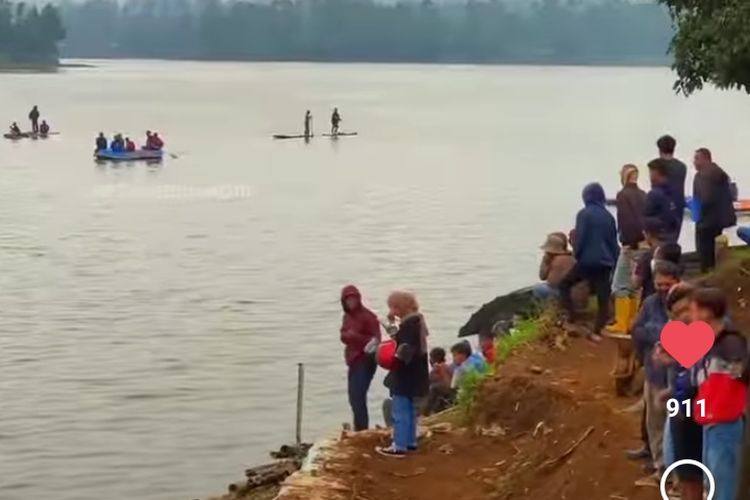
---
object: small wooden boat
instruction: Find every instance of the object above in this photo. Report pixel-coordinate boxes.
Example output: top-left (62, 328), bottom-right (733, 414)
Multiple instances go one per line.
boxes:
top-left (3, 131), bottom-right (58, 140)
top-left (95, 149), bottom-right (164, 162)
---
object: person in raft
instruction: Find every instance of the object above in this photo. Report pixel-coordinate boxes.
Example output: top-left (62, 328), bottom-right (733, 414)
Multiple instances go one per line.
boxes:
top-left (376, 291), bottom-right (429, 458)
top-left (95, 132), bottom-right (108, 152)
top-left (125, 137), bottom-right (136, 152)
top-left (558, 182), bottom-right (619, 342)
top-left (340, 285), bottom-right (381, 431)
top-left (9, 122), bottom-right (21, 135)
top-left (39, 120), bottom-right (50, 135)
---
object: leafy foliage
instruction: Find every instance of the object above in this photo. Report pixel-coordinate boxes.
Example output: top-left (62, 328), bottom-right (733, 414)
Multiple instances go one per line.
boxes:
top-left (0, 1), bottom-right (65, 63)
top-left (659, 0), bottom-right (750, 95)
top-left (60, 0), bottom-right (672, 64)
top-left (456, 317), bottom-right (543, 417)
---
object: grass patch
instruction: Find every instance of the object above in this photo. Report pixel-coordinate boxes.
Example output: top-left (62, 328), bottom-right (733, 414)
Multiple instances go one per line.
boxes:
top-left (454, 309), bottom-right (550, 419)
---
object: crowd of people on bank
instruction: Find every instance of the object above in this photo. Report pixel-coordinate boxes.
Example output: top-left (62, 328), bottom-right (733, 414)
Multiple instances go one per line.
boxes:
top-left (337, 134), bottom-right (750, 497)
top-left (95, 130), bottom-right (164, 153)
top-left (532, 135), bottom-right (747, 499)
top-left (338, 286), bottom-right (493, 457)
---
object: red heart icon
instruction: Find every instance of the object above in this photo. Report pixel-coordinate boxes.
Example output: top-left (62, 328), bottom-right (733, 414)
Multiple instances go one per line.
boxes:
top-left (660, 321), bottom-right (715, 369)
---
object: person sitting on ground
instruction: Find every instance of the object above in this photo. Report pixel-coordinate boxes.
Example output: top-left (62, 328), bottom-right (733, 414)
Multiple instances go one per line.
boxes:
top-left (558, 182), bottom-right (619, 342)
top-left (478, 332), bottom-right (496, 365)
top-left (450, 341), bottom-right (488, 389)
top-left (125, 137), bottom-right (136, 152)
top-left (39, 120), bottom-right (50, 135)
top-left (95, 132), bottom-right (108, 152)
top-left (631, 261), bottom-right (682, 487)
top-left (645, 159), bottom-right (679, 243)
top-left (10, 122), bottom-right (21, 135)
top-left (609, 164), bottom-right (648, 335)
top-left (375, 291), bottom-right (429, 458)
top-left (534, 232), bottom-right (574, 301)
top-left (692, 148), bottom-right (737, 273)
top-left (423, 347), bottom-right (455, 416)
top-left (340, 285), bottom-right (381, 432)
top-left (691, 288), bottom-right (748, 500)
top-left (654, 135), bottom-right (688, 239)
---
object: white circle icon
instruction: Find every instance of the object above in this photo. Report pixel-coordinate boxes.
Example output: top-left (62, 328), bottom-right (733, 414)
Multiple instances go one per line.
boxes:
top-left (660, 459), bottom-right (715, 499)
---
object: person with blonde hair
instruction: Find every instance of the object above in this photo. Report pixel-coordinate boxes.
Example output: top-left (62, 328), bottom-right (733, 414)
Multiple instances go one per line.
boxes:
top-left (376, 291), bottom-right (429, 458)
top-left (608, 164), bottom-right (647, 334)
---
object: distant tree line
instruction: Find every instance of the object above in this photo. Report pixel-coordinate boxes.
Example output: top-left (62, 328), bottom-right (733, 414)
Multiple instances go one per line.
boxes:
top-left (0, 0), bottom-right (65, 63)
top-left (60, 0), bottom-right (673, 65)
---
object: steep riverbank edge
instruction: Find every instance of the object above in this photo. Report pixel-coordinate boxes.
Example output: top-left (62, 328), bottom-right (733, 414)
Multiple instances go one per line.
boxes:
top-left (205, 248), bottom-right (750, 500)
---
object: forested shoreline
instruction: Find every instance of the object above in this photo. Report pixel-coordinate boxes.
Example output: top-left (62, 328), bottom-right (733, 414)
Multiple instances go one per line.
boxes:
top-left (0, 0), bottom-right (65, 65)
top-left (59, 0), bottom-right (673, 65)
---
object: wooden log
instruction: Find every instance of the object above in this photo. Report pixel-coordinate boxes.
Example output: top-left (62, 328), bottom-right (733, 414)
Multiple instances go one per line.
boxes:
top-left (244, 459), bottom-right (298, 487)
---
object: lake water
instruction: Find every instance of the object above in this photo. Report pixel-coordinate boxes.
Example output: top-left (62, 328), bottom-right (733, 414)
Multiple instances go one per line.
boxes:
top-left (2, 60), bottom-right (750, 500)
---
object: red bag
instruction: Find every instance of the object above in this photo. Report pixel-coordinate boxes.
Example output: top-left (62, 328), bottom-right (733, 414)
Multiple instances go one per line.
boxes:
top-left (694, 373), bottom-right (747, 425)
top-left (377, 339), bottom-right (397, 371)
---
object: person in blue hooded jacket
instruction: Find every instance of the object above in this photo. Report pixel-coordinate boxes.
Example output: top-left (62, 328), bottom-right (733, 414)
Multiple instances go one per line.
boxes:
top-left (645, 159), bottom-right (680, 243)
top-left (559, 182), bottom-right (620, 342)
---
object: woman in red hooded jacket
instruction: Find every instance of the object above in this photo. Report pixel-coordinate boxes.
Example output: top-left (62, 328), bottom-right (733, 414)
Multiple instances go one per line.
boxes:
top-left (340, 285), bottom-right (381, 431)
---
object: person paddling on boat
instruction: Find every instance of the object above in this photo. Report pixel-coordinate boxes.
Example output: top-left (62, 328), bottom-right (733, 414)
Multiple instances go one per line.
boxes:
top-left (39, 121), bottom-right (50, 135)
top-left (29, 105), bottom-right (40, 133)
top-left (111, 134), bottom-right (125, 153)
top-left (95, 132), bottom-right (108, 152)
top-left (125, 137), bottom-right (136, 152)
top-left (144, 131), bottom-right (154, 149)
top-left (9, 122), bottom-right (21, 135)
top-left (304, 110), bottom-right (313, 138)
top-left (331, 108), bottom-right (341, 135)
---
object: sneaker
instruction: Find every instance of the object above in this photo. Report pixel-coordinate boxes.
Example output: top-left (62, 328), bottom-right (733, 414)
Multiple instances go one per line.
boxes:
top-left (624, 447), bottom-right (650, 461)
top-left (375, 446), bottom-right (406, 458)
top-left (587, 333), bottom-right (603, 344)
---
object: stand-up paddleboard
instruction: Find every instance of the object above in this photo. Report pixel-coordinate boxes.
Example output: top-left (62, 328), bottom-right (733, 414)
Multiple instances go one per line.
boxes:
top-left (273, 134), bottom-right (311, 140)
top-left (323, 132), bottom-right (358, 137)
top-left (3, 131), bottom-right (59, 140)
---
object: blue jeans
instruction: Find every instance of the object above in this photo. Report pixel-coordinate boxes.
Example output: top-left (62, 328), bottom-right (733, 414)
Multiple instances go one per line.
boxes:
top-left (347, 357), bottom-right (376, 431)
top-left (703, 419), bottom-right (744, 500)
top-left (663, 417), bottom-right (674, 468)
top-left (532, 282), bottom-right (559, 301)
top-left (392, 395), bottom-right (418, 451)
top-left (738, 227), bottom-right (750, 246)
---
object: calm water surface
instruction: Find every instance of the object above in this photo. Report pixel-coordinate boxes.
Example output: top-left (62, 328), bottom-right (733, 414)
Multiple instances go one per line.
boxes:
top-left (2, 60), bottom-right (750, 500)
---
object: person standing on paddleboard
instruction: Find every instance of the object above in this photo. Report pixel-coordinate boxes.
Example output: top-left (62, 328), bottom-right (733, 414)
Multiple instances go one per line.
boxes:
top-left (29, 105), bottom-right (40, 134)
top-left (331, 108), bottom-right (341, 135)
top-left (304, 110), bottom-right (313, 139)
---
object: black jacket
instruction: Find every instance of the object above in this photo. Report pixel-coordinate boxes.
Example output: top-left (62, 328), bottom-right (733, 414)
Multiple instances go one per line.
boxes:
top-left (574, 183), bottom-right (620, 269)
top-left (644, 183), bottom-right (679, 238)
top-left (391, 315), bottom-right (429, 398)
top-left (694, 163), bottom-right (737, 231)
top-left (665, 158), bottom-right (687, 211)
top-left (616, 184), bottom-right (647, 247)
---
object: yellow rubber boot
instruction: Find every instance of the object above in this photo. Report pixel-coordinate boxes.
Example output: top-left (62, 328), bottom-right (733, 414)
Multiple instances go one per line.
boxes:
top-left (626, 297), bottom-right (640, 333)
top-left (606, 297), bottom-right (630, 334)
